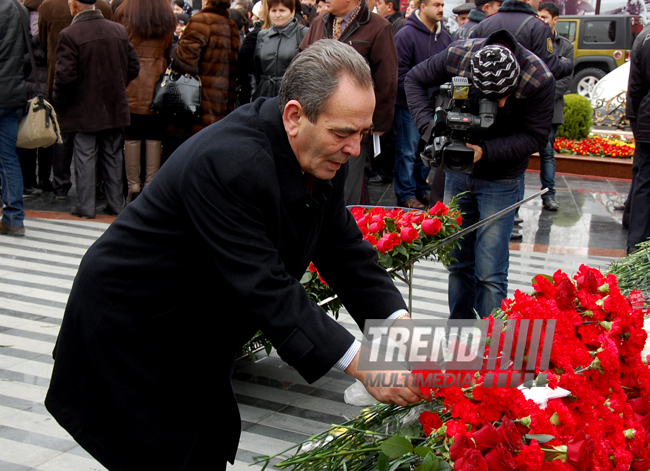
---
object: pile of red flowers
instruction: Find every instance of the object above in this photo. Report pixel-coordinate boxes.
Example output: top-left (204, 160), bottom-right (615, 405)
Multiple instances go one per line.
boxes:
top-left (554, 135), bottom-right (635, 158)
top-left (419, 265), bottom-right (650, 470)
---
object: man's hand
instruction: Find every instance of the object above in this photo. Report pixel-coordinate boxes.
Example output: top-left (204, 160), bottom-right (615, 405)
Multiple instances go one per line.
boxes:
top-left (345, 348), bottom-right (431, 406)
top-left (466, 143), bottom-right (483, 163)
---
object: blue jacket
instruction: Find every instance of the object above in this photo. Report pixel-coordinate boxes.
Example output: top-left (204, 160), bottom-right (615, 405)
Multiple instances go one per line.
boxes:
top-left (405, 29), bottom-right (555, 180)
top-left (469, 0), bottom-right (572, 80)
top-left (394, 11), bottom-right (452, 108)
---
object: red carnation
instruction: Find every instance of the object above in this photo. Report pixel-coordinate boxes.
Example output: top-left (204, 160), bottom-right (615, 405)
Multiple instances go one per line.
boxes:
top-left (419, 410), bottom-right (443, 437)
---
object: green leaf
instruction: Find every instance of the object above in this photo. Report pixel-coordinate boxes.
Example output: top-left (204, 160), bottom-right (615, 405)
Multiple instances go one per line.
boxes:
top-left (525, 433), bottom-right (556, 444)
top-left (397, 425), bottom-right (422, 438)
top-left (437, 460), bottom-right (452, 471)
top-left (300, 270), bottom-right (314, 284)
top-left (378, 452), bottom-right (389, 471)
top-left (396, 244), bottom-right (408, 256)
top-left (378, 252), bottom-right (393, 269)
top-left (414, 446), bottom-right (435, 458)
top-left (380, 436), bottom-right (413, 459)
top-left (416, 452), bottom-right (439, 471)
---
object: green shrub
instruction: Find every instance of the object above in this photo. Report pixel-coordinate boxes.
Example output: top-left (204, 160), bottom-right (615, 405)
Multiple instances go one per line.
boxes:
top-left (558, 94), bottom-right (593, 140)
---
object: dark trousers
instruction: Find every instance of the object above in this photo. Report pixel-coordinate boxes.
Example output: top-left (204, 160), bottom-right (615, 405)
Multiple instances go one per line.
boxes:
top-left (73, 129), bottom-right (125, 217)
top-left (344, 136), bottom-right (372, 205)
top-left (627, 140), bottom-right (650, 252)
top-left (52, 132), bottom-right (75, 197)
top-left (17, 145), bottom-right (53, 189)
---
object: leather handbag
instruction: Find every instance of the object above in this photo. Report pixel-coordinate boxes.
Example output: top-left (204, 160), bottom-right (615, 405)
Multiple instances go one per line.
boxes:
top-left (12, 0), bottom-right (63, 149)
top-left (16, 96), bottom-right (63, 149)
top-left (151, 64), bottom-right (202, 115)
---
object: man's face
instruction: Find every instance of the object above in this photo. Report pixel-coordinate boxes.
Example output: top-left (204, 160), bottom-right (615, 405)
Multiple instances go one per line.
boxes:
top-left (421, 0), bottom-right (444, 25)
top-left (172, 3), bottom-right (184, 13)
top-left (286, 76), bottom-right (375, 180)
top-left (525, 0), bottom-right (540, 11)
top-left (316, 0), bottom-right (328, 13)
top-left (376, 0), bottom-right (391, 16)
top-left (326, 0), bottom-right (355, 15)
top-left (538, 8), bottom-right (558, 33)
top-left (482, 0), bottom-right (501, 15)
top-left (456, 12), bottom-right (469, 25)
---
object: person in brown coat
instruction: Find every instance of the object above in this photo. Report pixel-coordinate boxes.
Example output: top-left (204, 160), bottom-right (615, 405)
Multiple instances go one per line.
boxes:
top-left (115, 0), bottom-right (176, 202)
top-left (300, 0), bottom-right (398, 205)
top-left (53, 0), bottom-right (140, 218)
top-left (172, 0), bottom-right (240, 135)
top-left (38, 0), bottom-right (113, 199)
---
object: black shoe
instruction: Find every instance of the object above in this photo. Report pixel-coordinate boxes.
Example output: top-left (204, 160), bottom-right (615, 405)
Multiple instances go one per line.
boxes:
top-left (23, 187), bottom-right (43, 197)
top-left (69, 208), bottom-right (96, 219)
top-left (38, 180), bottom-right (54, 192)
top-left (510, 229), bottom-right (523, 241)
top-left (53, 193), bottom-right (68, 200)
top-left (102, 206), bottom-right (119, 216)
top-left (542, 196), bottom-right (559, 211)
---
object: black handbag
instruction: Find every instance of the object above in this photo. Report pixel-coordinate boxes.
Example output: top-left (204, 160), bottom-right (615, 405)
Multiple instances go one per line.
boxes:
top-left (151, 63), bottom-right (202, 115)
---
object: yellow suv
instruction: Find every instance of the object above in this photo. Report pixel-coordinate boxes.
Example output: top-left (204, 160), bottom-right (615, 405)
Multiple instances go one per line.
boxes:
top-left (556, 14), bottom-right (643, 99)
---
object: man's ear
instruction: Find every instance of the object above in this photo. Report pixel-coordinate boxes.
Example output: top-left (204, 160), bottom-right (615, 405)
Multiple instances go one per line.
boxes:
top-left (283, 99), bottom-right (303, 138)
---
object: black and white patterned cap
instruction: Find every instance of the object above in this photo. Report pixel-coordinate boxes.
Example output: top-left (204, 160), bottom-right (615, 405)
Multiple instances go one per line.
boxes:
top-left (470, 45), bottom-right (520, 99)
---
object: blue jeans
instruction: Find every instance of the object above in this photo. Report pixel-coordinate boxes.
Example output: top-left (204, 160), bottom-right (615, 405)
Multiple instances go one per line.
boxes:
top-left (0, 108), bottom-right (25, 227)
top-left (538, 124), bottom-right (557, 198)
top-left (394, 107), bottom-right (430, 202)
top-left (444, 172), bottom-right (523, 319)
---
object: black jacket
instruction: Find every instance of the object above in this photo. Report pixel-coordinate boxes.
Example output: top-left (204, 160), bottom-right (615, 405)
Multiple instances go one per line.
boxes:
top-left (469, 0), bottom-right (572, 80)
top-left (45, 96), bottom-right (407, 469)
top-left (453, 8), bottom-right (485, 40)
top-left (626, 25), bottom-right (650, 143)
top-left (405, 30), bottom-right (555, 181)
top-left (0, 0), bottom-right (28, 109)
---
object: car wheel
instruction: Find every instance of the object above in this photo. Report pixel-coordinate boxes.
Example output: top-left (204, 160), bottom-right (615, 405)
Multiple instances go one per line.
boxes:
top-left (572, 68), bottom-right (607, 100)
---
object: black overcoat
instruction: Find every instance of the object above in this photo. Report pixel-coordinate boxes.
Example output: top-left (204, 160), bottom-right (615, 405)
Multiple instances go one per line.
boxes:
top-left (45, 97), bottom-right (407, 469)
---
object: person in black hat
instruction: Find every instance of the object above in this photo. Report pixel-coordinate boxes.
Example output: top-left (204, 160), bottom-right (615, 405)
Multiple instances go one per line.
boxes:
top-left (405, 29), bottom-right (554, 319)
top-left (452, 1), bottom-right (474, 27)
top-left (453, 0), bottom-right (501, 39)
top-left (52, 0), bottom-right (140, 218)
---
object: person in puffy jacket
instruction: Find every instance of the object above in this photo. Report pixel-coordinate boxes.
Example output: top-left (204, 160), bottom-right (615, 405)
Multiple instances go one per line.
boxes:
top-left (115, 0), bottom-right (176, 202)
top-left (252, 0), bottom-right (307, 99)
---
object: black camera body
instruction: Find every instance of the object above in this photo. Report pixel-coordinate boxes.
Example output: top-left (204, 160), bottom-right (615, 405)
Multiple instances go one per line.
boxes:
top-left (420, 76), bottom-right (498, 175)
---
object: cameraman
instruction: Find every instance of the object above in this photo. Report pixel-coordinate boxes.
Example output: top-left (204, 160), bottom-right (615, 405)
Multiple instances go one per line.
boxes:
top-left (405, 29), bottom-right (554, 319)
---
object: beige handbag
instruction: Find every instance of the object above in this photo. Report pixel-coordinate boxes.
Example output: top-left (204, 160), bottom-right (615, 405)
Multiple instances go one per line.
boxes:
top-left (16, 96), bottom-right (63, 149)
top-left (12, 0), bottom-right (62, 149)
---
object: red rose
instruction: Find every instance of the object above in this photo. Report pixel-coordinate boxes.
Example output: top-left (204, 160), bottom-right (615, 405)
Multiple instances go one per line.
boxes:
top-left (308, 262), bottom-right (317, 273)
top-left (566, 430), bottom-right (595, 471)
top-left (449, 434), bottom-right (477, 461)
top-left (419, 410), bottom-right (443, 436)
top-left (400, 226), bottom-right (418, 243)
top-left (363, 234), bottom-right (377, 246)
top-left (369, 221), bottom-right (385, 233)
top-left (496, 417), bottom-right (523, 452)
top-left (484, 444), bottom-right (516, 471)
top-left (454, 449), bottom-right (488, 471)
top-left (377, 235), bottom-right (396, 253)
top-left (472, 423), bottom-right (501, 452)
top-left (429, 201), bottom-right (449, 217)
top-left (422, 217), bottom-right (442, 236)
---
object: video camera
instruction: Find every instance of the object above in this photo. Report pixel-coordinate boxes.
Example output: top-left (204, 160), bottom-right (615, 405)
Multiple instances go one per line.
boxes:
top-left (420, 76), bottom-right (497, 175)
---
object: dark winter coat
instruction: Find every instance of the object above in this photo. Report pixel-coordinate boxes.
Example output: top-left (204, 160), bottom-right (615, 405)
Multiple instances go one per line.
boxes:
top-left (23, 0), bottom-right (48, 99)
top-left (53, 10), bottom-right (140, 133)
top-left (44, 96), bottom-right (407, 469)
top-left (386, 10), bottom-right (406, 34)
top-left (469, 0), bottom-right (572, 80)
top-left (38, 0), bottom-right (113, 100)
top-left (253, 18), bottom-right (307, 99)
top-left (627, 25), bottom-right (650, 143)
top-left (300, 1), bottom-right (398, 133)
top-left (172, 0), bottom-right (240, 132)
top-left (0, 0), bottom-right (28, 110)
top-left (394, 11), bottom-right (452, 109)
top-left (453, 7), bottom-right (485, 40)
top-left (552, 30), bottom-right (574, 124)
top-left (405, 29), bottom-right (555, 181)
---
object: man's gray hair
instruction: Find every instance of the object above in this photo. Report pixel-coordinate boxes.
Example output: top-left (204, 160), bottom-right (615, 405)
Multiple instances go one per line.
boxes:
top-left (278, 39), bottom-right (373, 123)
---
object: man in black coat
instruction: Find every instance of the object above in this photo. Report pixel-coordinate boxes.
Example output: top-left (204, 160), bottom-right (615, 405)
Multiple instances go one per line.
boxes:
top-left (45, 40), bottom-right (426, 471)
top-left (53, 0), bottom-right (139, 218)
top-left (469, 0), bottom-right (572, 80)
top-left (626, 24), bottom-right (650, 253)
